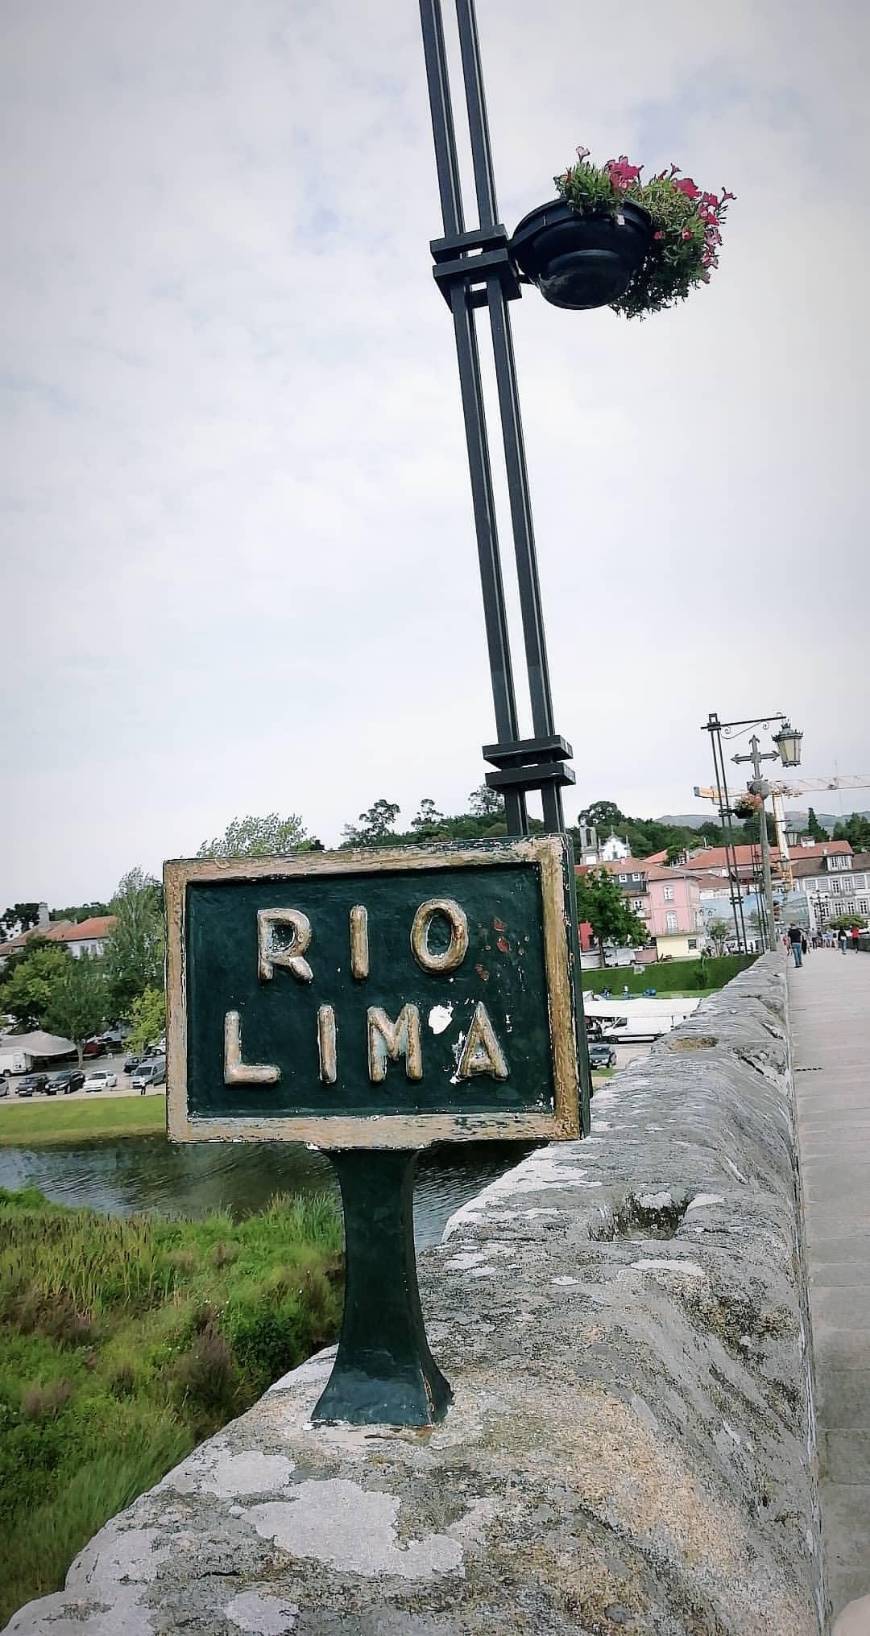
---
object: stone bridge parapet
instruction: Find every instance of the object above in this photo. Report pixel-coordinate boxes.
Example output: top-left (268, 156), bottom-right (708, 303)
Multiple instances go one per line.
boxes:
top-left (4, 953), bottom-right (827, 1636)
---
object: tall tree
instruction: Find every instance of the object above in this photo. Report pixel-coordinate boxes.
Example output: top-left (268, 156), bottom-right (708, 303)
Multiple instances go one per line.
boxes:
top-left (105, 869), bottom-right (164, 1018)
top-left (197, 813), bottom-right (308, 859)
top-left (0, 943), bottom-right (69, 1030)
top-left (411, 798), bottom-right (448, 838)
top-left (44, 953), bottom-right (109, 1066)
top-left (467, 785), bottom-right (503, 820)
top-left (1, 903), bottom-right (41, 936)
top-left (574, 869), bottom-right (647, 966)
top-left (126, 986), bottom-right (166, 1055)
top-left (342, 799), bottom-right (400, 846)
top-left (806, 807), bottom-right (829, 842)
top-left (707, 917), bottom-right (731, 956)
top-left (577, 800), bottom-right (624, 833)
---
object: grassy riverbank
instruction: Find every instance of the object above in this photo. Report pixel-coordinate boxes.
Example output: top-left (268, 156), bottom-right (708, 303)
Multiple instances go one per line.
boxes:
top-left (0, 1186), bottom-right (343, 1627)
top-left (0, 1093), bottom-right (166, 1146)
top-left (581, 953), bottom-right (757, 997)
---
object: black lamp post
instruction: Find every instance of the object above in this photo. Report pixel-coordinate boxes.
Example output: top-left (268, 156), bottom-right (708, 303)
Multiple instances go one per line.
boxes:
top-left (418, 0), bottom-right (574, 837)
top-left (703, 712), bottom-right (803, 955)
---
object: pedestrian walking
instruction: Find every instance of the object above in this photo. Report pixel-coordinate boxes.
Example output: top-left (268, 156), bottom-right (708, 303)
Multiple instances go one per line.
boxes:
top-left (788, 925), bottom-right (804, 967)
top-left (838, 930), bottom-right (849, 954)
top-left (801, 932), bottom-right (809, 956)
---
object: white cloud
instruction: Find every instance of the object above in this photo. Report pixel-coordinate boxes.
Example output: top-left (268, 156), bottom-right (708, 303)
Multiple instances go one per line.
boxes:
top-left (2, 0), bottom-right (869, 901)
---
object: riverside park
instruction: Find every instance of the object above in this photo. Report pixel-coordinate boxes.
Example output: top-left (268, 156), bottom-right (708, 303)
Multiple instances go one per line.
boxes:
top-left (3, 0), bottom-right (870, 1633)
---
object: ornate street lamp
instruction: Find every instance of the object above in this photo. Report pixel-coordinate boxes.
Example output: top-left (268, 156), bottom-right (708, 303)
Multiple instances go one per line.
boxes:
top-left (773, 722), bottom-right (803, 769)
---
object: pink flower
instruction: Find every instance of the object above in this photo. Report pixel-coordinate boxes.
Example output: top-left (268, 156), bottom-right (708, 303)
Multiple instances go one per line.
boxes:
top-left (653, 230), bottom-right (664, 241)
top-left (576, 145), bottom-right (591, 162)
top-left (605, 154), bottom-right (642, 191)
top-left (681, 227), bottom-right (693, 239)
top-left (673, 176), bottom-right (700, 200)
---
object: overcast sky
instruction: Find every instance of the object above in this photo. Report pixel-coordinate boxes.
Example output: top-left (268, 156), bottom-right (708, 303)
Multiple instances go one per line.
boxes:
top-left (3, 0), bottom-right (869, 906)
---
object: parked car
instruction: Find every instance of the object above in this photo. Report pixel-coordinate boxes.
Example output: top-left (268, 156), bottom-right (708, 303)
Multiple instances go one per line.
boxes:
top-left (82, 1038), bottom-right (104, 1058)
top-left (588, 1043), bottom-right (617, 1070)
top-left (83, 1070), bottom-right (117, 1092)
top-left (0, 1079), bottom-right (8, 1097)
top-left (124, 1054), bottom-right (142, 1074)
top-left (130, 1059), bottom-right (166, 1091)
top-left (47, 1069), bottom-right (85, 1095)
top-left (99, 1030), bottom-right (126, 1052)
top-left (16, 1073), bottom-right (49, 1097)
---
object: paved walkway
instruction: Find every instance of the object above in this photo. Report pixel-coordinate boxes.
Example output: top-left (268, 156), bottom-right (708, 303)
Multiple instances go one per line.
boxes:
top-left (790, 948), bottom-right (870, 1620)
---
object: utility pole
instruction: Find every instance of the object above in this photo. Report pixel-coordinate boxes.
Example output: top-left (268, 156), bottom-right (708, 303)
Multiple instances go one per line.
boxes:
top-left (732, 735), bottom-right (783, 953)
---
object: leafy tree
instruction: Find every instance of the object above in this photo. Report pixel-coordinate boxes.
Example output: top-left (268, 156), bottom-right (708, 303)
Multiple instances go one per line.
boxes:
top-left (126, 986), bottom-right (166, 1055)
top-left (737, 810), bottom-right (777, 846)
top-left (0, 943), bottom-right (69, 1030)
top-left (806, 807), bottom-right (829, 842)
top-left (577, 800), bottom-right (624, 833)
top-left (828, 913), bottom-right (868, 931)
top-left (44, 953), bottom-right (109, 1067)
top-left (410, 798), bottom-right (448, 839)
top-left (467, 785), bottom-right (503, 820)
top-left (49, 900), bottom-right (109, 924)
top-left (843, 813), bottom-right (870, 850)
top-left (574, 868), bottom-right (647, 966)
top-left (707, 917), bottom-right (731, 956)
top-left (342, 799), bottom-right (400, 846)
top-left (105, 869), bottom-right (164, 1018)
top-left (0, 903), bottom-right (41, 936)
top-left (197, 813), bottom-right (308, 859)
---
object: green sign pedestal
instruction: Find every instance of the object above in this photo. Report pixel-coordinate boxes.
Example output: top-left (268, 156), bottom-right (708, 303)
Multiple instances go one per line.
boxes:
top-left (313, 1150), bottom-right (451, 1425)
top-left (165, 836), bottom-right (587, 1427)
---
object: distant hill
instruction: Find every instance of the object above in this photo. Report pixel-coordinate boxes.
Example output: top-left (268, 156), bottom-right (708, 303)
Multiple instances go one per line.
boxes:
top-left (658, 809), bottom-right (870, 833)
top-left (657, 814), bottom-right (712, 830)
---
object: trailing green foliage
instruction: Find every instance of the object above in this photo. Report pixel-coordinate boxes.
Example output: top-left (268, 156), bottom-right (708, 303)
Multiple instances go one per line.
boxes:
top-left (581, 953), bottom-right (757, 996)
top-left (0, 1188), bottom-right (343, 1626)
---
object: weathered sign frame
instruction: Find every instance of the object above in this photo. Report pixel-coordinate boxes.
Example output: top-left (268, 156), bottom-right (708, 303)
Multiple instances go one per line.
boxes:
top-left (165, 834), bottom-right (582, 1150)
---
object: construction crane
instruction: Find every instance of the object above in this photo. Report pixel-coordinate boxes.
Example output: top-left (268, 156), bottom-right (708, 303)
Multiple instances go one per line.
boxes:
top-left (693, 776), bottom-right (870, 890)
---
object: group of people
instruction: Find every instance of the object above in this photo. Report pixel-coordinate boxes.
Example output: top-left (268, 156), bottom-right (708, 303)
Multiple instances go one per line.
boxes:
top-left (786, 923), bottom-right (855, 966)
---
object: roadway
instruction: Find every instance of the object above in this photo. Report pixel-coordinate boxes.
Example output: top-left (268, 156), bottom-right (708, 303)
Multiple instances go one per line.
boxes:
top-left (790, 946), bottom-right (870, 1626)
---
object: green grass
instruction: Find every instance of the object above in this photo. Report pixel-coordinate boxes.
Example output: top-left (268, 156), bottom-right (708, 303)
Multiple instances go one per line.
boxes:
top-left (0, 1093), bottom-right (167, 1146)
top-left (581, 953), bottom-right (757, 997)
top-left (0, 1186), bottom-right (343, 1626)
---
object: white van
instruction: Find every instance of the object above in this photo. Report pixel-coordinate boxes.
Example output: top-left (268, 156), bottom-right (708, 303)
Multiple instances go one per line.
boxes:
top-left (583, 996), bottom-right (701, 1042)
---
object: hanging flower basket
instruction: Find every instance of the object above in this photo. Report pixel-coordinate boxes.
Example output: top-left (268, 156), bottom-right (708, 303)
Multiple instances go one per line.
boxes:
top-left (511, 147), bottom-right (734, 317)
top-left (733, 793), bottom-right (763, 819)
top-left (511, 198), bottom-right (652, 312)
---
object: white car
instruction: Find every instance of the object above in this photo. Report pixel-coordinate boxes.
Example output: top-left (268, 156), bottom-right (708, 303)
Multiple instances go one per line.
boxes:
top-left (83, 1070), bottom-right (118, 1093)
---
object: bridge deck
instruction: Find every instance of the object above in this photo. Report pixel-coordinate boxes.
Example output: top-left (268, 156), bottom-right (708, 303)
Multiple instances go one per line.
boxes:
top-left (790, 947), bottom-right (870, 1618)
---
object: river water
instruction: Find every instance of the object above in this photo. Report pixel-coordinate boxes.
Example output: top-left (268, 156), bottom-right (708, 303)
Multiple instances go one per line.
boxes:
top-left (0, 1136), bottom-right (531, 1250)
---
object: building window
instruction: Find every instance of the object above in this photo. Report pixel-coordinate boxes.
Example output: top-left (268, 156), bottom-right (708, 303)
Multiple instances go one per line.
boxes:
top-left (618, 874), bottom-right (627, 883)
top-left (663, 886), bottom-right (674, 901)
top-left (688, 938), bottom-right (698, 950)
top-left (666, 912), bottom-right (678, 933)
top-left (632, 898), bottom-right (645, 913)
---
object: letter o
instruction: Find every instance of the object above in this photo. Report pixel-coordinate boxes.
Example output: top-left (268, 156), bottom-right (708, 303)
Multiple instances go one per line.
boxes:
top-left (410, 898), bottom-right (469, 974)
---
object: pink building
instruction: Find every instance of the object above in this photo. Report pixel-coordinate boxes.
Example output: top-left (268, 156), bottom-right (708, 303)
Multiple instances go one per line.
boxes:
top-left (576, 859), bottom-right (704, 960)
top-left (645, 867), bottom-right (704, 956)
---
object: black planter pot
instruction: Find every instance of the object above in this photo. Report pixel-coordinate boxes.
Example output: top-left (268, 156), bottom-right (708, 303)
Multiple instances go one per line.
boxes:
top-left (510, 198), bottom-right (652, 311)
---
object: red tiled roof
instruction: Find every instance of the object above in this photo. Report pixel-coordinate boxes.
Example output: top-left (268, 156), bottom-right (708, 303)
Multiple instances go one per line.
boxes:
top-left (0, 921), bottom-right (73, 958)
top-left (45, 916), bottom-right (117, 943)
top-left (684, 841), bottom-right (851, 872)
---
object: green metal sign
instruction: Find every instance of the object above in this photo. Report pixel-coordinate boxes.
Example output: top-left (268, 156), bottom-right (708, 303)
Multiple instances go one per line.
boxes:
top-left (165, 835), bottom-right (587, 1426)
top-left (165, 836), bottom-right (586, 1148)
